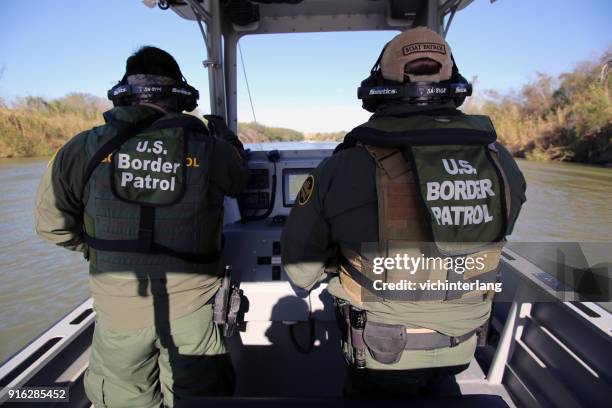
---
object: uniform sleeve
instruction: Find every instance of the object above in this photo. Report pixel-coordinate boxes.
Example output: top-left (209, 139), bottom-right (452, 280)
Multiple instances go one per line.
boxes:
top-left (496, 143), bottom-right (527, 235)
top-left (209, 138), bottom-right (249, 198)
top-left (34, 132), bottom-right (89, 252)
top-left (281, 160), bottom-right (336, 290)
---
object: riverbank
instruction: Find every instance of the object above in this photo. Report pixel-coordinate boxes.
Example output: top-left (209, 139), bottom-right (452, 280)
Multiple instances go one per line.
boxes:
top-left (2, 103), bottom-right (609, 165)
top-left (0, 94), bottom-right (106, 158)
top-left (0, 97), bottom-right (308, 157)
top-left (1, 50), bottom-right (610, 163)
top-left (469, 52), bottom-right (611, 166)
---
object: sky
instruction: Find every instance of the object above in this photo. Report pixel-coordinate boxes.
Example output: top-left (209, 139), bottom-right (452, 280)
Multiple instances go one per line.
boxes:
top-left (1, 0), bottom-right (610, 133)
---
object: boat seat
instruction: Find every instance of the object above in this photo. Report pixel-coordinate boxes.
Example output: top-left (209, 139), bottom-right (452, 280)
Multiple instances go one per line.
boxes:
top-left (176, 395), bottom-right (510, 407)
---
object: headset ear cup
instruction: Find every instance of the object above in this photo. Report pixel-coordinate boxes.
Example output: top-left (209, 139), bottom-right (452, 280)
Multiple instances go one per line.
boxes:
top-left (449, 54), bottom-right (470, 108)
top-left (176, 80), bottom-right (193, 112)
top-left (181, 83), bottom-right (199, 112)
top-left (108, 82), bottom-right (127, 107)
top-left (184, 99), bottom-right (197, 112)
top-left (360, 75), bottom-right (378, 113)
top-left (358, 46), bottom-right (390, 113)
top-left (359, 71), bottom-right (388, 113)
top-left (107, 73), bottom-right (132, 107)
top-left (453, 73), bottom-right (470, 108)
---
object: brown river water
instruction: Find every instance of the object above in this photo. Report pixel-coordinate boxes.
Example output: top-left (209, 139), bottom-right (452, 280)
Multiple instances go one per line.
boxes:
top-left (0, 157), bottom-right (611, 362)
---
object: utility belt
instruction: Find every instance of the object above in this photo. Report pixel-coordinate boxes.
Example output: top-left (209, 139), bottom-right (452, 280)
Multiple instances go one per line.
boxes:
top-left (334, 298), bottom-right (477, 369)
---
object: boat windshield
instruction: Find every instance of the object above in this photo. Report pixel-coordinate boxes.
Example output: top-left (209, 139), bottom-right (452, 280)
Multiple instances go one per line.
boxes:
top-left (234, 31), bottom-right (396, 147)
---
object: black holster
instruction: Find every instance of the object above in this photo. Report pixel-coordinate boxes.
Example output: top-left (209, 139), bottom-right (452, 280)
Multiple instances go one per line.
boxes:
top-left (335, 298), bottom-right (367, 369)
top-left (213, 265), bottom-right (242, 337)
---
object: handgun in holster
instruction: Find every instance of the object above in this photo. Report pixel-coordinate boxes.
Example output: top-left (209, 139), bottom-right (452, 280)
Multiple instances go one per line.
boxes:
top-left (335, 298), bottom-right (368, 369)
top-left (213, 265), bottom-right (242, 337)
top-left (349, 306), bottom-right (367, 369)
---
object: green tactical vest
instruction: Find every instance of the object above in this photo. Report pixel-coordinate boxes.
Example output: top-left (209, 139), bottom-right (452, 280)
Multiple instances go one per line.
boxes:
top-left (337, 110), bottom-right (511, 303)
top-left (82, 108), bottom-right (220, 277)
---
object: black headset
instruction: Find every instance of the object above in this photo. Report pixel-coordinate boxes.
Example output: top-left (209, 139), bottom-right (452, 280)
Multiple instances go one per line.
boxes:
top-left (357, 44), bottom-right (472, 112)
top-left (107, 73), bottom-right (199, 112)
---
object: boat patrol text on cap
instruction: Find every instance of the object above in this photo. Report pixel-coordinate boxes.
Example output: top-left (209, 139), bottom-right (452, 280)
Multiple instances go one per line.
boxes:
top-left (381, 26), bottom-right (453, 83)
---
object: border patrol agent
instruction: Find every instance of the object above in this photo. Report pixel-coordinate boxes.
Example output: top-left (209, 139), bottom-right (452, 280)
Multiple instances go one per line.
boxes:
top-left (281, 28), bottom-right (526, 397)
top-left (35, 47), bottom-right (249, 407)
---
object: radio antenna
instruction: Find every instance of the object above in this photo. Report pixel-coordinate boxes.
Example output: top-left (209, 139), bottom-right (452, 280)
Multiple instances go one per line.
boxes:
top-left (238, 42), bottom-right (258, 130)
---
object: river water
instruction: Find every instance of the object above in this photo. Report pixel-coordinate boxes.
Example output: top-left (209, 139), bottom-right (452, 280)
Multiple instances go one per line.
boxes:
top-left (0, 157), bottom-right (611, 362)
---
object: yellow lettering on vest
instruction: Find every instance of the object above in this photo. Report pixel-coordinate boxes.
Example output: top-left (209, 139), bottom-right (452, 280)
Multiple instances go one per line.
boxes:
top-left (186, 157), bottom-right (200, 168)
top-left (101, 153), bottom-right (113, 163)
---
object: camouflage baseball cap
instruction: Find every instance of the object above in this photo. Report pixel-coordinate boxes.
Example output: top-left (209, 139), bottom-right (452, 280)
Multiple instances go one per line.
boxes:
top-left (381, 26), bottom-right (453, 83)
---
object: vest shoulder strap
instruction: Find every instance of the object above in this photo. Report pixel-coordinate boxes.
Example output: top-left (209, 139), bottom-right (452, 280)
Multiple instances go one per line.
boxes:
top-left (82, 113), bottom-right (163, 200)
top-left (363, 145), bottom-right (410, 179)
top-left (362, 143), bottom-right (431, 244)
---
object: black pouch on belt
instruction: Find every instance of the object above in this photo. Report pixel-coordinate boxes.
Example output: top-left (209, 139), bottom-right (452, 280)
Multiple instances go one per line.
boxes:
top-left (363, 321), bottom-right (408, 364)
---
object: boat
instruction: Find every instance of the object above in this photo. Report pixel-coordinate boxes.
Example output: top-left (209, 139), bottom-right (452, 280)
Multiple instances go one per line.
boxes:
top-left (1, 1), bottom-right (610, 407)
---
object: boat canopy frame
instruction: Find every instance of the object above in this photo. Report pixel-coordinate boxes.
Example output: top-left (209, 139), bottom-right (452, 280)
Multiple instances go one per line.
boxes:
top-left (165, 0), bottom-right (472, 132)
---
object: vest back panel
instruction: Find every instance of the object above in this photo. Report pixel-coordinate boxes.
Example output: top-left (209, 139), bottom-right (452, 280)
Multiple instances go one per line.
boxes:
top-left (338, 112), bottom-right (508, 304)
top-left (83, 116), bottom-right (218, 276)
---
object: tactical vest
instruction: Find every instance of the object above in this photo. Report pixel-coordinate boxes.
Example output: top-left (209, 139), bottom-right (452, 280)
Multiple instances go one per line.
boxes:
top-left (82, 110), bottom-right (220, 276)
top-left (338, 112), bottom-right (511, 304)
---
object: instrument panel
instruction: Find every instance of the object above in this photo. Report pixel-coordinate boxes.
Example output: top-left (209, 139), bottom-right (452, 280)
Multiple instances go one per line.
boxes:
top-left (223, 144), bottom-right (335, 283)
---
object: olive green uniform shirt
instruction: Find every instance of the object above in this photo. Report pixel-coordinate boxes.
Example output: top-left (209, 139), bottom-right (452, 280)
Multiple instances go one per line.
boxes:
top-left (35, 105), bottom-right (249, 330)
top-left (282, 102), bottom-right (526, 341)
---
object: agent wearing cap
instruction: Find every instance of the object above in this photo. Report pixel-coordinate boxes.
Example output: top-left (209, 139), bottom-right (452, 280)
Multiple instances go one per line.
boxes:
top-left (282, 27), bottom-right (526, 397)
top-left (35, 46), bottom-right (249, 407)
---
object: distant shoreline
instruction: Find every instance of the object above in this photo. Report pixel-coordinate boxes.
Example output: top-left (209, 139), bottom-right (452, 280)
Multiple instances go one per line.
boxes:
top-left (1, 127), bottom-right (610, 167)
top-left (1, 147), bottom-right (610, 168)
top-left (2, 51), bottom-right (610, 167)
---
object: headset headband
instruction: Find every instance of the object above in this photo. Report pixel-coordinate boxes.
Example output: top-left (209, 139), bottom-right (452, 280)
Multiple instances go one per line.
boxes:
top-left (358, 82), bottom-right (472, 101)
top-left (107, 84), bottom-right (199, 101)
top-left (107, 76), bottom-right (199, 111)
top-left (358, 43), bottom-right (472, 110)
